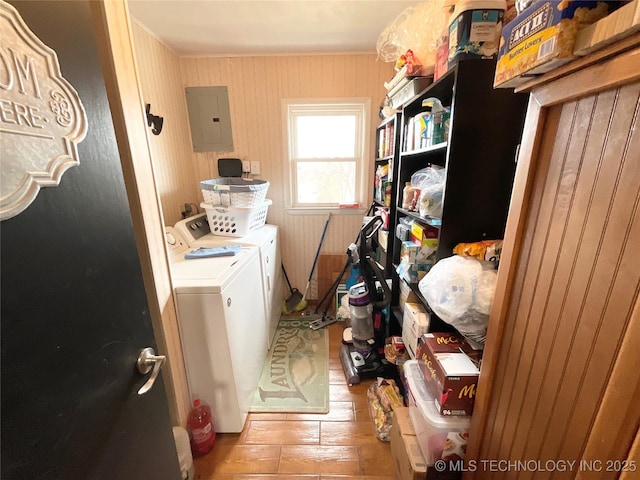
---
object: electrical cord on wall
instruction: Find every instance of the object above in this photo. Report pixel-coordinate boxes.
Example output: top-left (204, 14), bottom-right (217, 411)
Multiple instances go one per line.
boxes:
top-left (181, 203), bottom-right (200, 219)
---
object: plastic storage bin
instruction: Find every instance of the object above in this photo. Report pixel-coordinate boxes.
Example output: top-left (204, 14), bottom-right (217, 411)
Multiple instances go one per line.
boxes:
top-left (200, 178), bottom-right (269, 207)
top-left (448, 0), bottom-right (506, 67)
top-left (404, 360), bottom-right (470, 465)
top-left (200, 200), bottom-right (271, 237)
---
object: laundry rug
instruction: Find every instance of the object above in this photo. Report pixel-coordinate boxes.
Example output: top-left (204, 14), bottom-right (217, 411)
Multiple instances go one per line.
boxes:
top-left (251, 315), bottom-right (329, 413)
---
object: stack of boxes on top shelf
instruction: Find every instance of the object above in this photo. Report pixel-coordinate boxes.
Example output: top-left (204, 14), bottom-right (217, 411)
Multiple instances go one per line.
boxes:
top-left (493, 0), bottom-right (630, 88)
top-left (385, 64), bottom-right (434, 110)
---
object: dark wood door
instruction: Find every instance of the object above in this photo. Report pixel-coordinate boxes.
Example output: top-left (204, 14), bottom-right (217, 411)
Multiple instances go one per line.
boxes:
top-left (1, 1), bottom-right (181, 479)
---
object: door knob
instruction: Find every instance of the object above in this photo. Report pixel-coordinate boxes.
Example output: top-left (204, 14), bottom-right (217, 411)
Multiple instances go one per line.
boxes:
top-left (136, 347), bottom-right (165, 395)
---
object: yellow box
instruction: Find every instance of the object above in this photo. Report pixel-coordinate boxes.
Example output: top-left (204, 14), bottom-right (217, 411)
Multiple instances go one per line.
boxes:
top-left (494, 1), bottom-right (615, 88)
top-left (410, 222), bottom-right (438, 248)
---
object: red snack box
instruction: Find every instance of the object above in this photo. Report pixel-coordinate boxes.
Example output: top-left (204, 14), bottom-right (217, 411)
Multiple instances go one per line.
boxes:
top-left (416, 334), bottom-right (480, 416)
top-left (417, 332), bottom-right (483, 363)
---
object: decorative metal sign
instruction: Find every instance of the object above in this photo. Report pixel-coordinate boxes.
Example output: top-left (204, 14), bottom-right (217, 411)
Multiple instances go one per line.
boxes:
top-left (0, 0), bottom-right (87, 220)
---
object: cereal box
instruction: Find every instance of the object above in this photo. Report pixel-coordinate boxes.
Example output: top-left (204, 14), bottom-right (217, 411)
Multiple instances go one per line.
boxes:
top-left (494, 1), bottom-right (617, 88)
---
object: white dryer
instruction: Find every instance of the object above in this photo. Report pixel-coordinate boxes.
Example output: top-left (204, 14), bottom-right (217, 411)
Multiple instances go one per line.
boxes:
top-left (165, 227), bottom-right (267, 433)
top-left (175, 213), bottom-right (283, 349)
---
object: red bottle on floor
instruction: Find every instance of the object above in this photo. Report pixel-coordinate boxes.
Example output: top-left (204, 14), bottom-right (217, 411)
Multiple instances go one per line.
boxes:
top-left (187, 399), bottom-right (215, 457)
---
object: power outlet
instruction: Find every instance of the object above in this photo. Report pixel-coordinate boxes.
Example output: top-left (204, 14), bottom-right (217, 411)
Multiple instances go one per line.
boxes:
top-left (250, 161), bottom-right (261, 175)
top-left (182, 203), bottom-right (193, 219)
top-left (242, 161), bottom-right (251, 173)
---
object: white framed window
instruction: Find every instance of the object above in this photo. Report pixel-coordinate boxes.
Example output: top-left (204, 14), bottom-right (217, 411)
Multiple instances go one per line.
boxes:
top-left (283, 98), bottom-right (370, 211)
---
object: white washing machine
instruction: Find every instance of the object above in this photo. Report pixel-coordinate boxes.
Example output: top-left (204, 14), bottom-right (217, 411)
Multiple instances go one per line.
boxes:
top-left (165, 227), bottom-right (267, 433)
top-left (175, 213), bottom-right (283, 349)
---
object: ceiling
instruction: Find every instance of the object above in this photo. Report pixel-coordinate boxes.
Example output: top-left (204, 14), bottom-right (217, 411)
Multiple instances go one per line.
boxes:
top-left (127, 0), bottom-right (420, 57)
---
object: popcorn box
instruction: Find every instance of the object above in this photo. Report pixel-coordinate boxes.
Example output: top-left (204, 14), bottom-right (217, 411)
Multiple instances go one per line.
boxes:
top-left (494, 1), bottom-right (616, 88)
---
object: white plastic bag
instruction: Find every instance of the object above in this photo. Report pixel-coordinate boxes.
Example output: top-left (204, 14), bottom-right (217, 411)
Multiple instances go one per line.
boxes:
top-left (411, 166), bottom-right (445, 218)
top-left (418, 256), bottom-right (498, 344)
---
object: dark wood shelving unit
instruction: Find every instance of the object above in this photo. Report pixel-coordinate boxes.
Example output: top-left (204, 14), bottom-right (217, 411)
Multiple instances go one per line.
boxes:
top-left (389, 59), bottom-right (529, 333)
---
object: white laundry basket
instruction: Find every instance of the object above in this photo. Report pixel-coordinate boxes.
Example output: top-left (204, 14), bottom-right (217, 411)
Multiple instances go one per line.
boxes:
top-left (201, 200), bottom-right (271, 237)
top-left (200, 178), bottom-right (269, 207)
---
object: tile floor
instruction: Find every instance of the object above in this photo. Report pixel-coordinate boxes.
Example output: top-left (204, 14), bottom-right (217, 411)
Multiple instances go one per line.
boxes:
top-left (193, 321), bottom-right (397, 480)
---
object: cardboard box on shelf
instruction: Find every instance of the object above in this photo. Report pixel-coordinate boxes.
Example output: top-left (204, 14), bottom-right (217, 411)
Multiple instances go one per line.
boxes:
top-left (494, 0), bottom-right (617, 88)
top-left (390, 76), bottom-right (434, 109)
top-left (417, 343), bottom-right (480, 416)
top-left (573, 0), bottom-right (640, 55)
top-left (398, 239), bottom-right (436, 284)
top-left (406, 263), bottom-right (432, 284)
top-left (390, 407), bottom-right (428, 480)
top-left (400, 241), bottom-right (421, 264)
top-left (410, 222), bottom-right (439, 248)
top-left (399, 279), bottom-right (419, 313)
top-left (402, 303), bottom-right (431, 359)
top-left (434, 35), bottom-right (450, 82)
top-left (377, 229), bottom-right (389, 253)
top-left (417, 332), bottom-right (484, 364)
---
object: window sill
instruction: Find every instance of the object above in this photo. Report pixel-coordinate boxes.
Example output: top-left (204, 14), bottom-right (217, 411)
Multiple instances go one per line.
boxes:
top-left (285, 206), bottom-right (368, 216)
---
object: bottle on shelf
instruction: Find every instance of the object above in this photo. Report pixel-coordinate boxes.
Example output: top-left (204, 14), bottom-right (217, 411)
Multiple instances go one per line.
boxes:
top-left (402, 182), bottom-right (414, 210)
top-left (187, 398), bottom-right (215, 457)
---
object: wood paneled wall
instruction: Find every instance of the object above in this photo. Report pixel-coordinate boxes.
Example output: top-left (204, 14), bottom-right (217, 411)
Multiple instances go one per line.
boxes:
top-left (180, 55), bottom-right (393, 294)
top-left (466, 45), bottom-right (640, 479)
top-left (131, 22), bottom-right (199, 227)
top-left (130, 32), bottom-right (393, 295)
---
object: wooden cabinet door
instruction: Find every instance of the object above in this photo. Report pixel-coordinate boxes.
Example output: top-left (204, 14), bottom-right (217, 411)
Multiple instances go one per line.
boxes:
top-left (466, 43), bottom-right (640, 480)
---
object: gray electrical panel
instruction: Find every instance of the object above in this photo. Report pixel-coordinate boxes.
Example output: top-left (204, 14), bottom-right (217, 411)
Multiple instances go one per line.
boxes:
top-left (185, 86), bottom-right (234, 152)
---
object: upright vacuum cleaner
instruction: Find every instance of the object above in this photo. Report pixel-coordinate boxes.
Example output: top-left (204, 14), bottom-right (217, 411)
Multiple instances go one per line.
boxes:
top-left (339, 215), bottom-right (393, 385)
